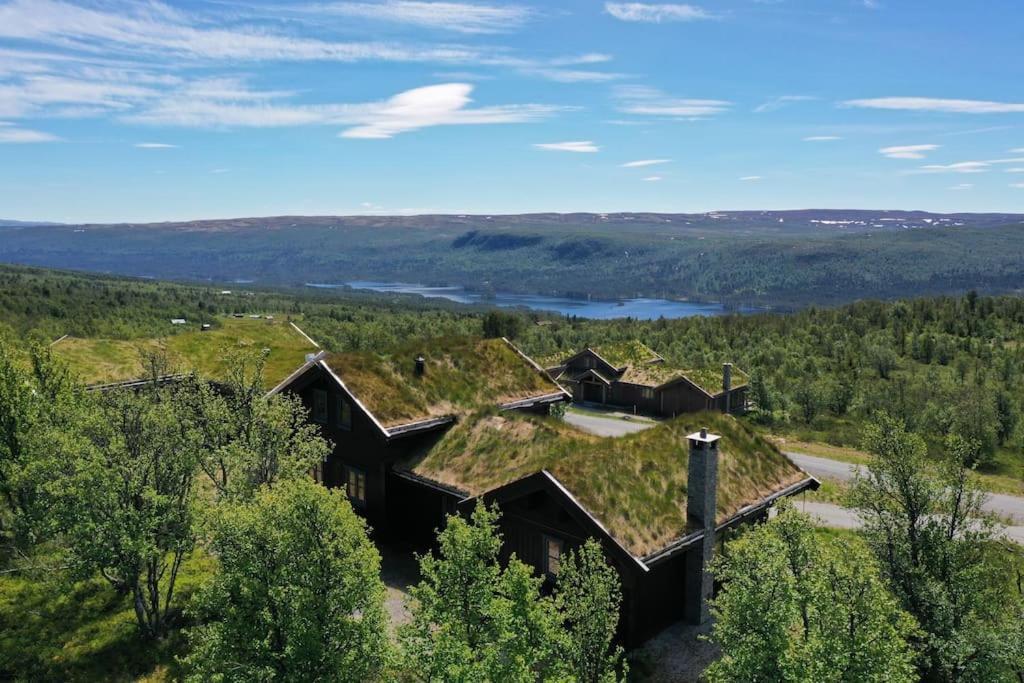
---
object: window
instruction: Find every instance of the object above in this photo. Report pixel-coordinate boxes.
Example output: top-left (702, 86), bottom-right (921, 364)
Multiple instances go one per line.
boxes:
top-left (641, 387), bottom-right (654, 400)
top-left (312, 389), bottom-right (328, 423)
top-left (337, 397), bottom-right (352, 430)
top-left (543, 535), bottom-right (564, 577)
top-left (345, 466), bottom-right (367, 508)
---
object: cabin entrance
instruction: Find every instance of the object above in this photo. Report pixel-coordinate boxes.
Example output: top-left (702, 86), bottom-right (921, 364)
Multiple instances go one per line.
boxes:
top-left (582, 380), bottom-right (605, 403)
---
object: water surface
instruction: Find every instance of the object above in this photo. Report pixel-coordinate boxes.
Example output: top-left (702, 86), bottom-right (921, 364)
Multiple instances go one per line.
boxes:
top-left (307, 280), bottom-right (750, 320)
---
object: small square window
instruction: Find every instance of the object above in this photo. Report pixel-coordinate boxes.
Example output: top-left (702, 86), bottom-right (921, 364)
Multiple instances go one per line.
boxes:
top-left (311, 389), bottom-right (328, 423)
top-left (642, 387), bottom-right (654, 400)
top-left (345, 467), bottom-right (367, 508)
top-left (337, 397), bottom-right (352, 430)
top-left (543, 535), bottom-right (564, 577)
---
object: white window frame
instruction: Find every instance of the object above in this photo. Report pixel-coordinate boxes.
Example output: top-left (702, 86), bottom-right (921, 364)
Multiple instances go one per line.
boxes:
top-left (311, 389), bottom-right (328, 424)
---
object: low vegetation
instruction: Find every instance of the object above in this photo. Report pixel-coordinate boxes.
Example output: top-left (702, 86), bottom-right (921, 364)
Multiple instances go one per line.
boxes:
top-left (52, 316), bottom-right (317, 388)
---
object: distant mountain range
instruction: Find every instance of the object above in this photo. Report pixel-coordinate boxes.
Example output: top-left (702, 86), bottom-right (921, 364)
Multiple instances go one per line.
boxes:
top-left (2, 210), bottom-right (1023, 308)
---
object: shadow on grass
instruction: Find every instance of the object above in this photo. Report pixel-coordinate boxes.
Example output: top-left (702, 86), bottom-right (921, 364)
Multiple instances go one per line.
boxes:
top-left (0, 552), bottom-right (213, 682)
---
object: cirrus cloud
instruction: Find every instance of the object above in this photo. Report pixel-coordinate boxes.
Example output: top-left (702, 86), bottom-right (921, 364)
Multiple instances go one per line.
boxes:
top-left (0, 121), bottom-right (59, 143)
top-left (614, 85), bottom-right (730, 118)
top-left (879, 144), bottom-right (939, 159)
top-left (533, 140), bottom-right (599, 153)
top-left (845, 97), bottom-right (1024, 114)
top-left (314, 1), bottom-right (535, 34)
top-left (621, 158), bottom-right (670, 167)
top-left (605, 2), bottom-right (714, 22)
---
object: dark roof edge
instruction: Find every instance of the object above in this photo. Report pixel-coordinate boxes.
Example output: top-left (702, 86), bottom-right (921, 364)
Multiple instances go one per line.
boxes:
top-left (641, 476), bottom-right (820, 566)
top-left (499, 391), bottom-right (571, 411)
top-left (385, 415), bottom-right (457, 439)
top-left (391, 468), bottom-right (469, 498)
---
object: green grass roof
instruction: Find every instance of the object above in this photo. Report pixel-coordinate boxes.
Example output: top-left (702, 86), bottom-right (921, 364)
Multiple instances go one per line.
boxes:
top-left (53, 317), bottom-right (316, 389)
top-left (591, 341), bottom-right (662, 369)
top-left (401, 410), bottom-right (807, 558)
top-left (323, 337), bottom-right (564, 428)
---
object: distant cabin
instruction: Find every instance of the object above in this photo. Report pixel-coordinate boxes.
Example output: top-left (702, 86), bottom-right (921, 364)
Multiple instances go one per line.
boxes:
top-left (170, 318), bottom-right (186, 325)
top-left (271, 336), bottom-right (815, 645)
top-left (542, 341), bottom-right (749, 417)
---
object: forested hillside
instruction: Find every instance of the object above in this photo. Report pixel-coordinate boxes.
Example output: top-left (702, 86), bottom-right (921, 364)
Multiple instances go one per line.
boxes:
top-left (2, 211), bottom-right (1023, 307)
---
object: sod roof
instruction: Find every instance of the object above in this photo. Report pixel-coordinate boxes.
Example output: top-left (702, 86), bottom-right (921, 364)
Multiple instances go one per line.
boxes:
top-left (590, 341), bottom-right (663, 369)
top-left (618, 363), bottom-right (751, 395)
top-left (400, 410), bottom-right (808, 558)
top-left (322, 337), bottom-right (565, 429)
top-left (53, 317), bottom-right (317, 389)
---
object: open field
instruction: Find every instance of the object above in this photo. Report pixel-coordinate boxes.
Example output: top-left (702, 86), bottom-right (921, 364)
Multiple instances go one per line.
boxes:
top-left (52, 316), bottom-right (317, 388)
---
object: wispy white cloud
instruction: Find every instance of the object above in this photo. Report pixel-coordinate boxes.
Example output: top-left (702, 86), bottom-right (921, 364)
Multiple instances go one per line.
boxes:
top-left (845, 97), bottom-right (1024, 114)
top-left (521, 68), bottom-right (624, 83)
top-left (913, 156), bottom-right (1024, 174)
top-left (642, 175), bottom-right (662, 181)
top-left (1006, 168), bottom-right (1024, 173)
top-left (1011, 183), bottom-right (1024, 189)
top-left (948, 183), bottom-right (973, 191)
top-left (621, 158), bottom-right (670, 167)
top-left (312, 1), bottom-right (533, 34)
top-left (604, 2), bottom-right (715, 22)
top-left (210, 168), bottom-right (229, 174)
top-left (533, 140), bottom-right (599, 153)
top-left (740, 175), bottom-right (761, 181)
top-left (134, 142), bottom-right (176, 148)
top-left (754, 95), bottom-right (815, 113)
top-left (0, 121), bottom-right (60, 143)
top-left (122, 81), bottom-right (565, 139)
top-left (1012, 148), bottom-right (1024, 153)
top-left (803, 135), bottom-right (842, 141)
top-left (0, 0), bottom-right (479, 63)
top-left (614, 85), bottom-right (730, 118)
top-left (918, 161), bottom-right (990, 174)
top-left (879, 144), bottom-right (938, 159)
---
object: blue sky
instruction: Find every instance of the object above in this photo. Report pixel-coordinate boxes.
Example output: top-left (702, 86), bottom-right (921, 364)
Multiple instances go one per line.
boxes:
top-left (1, 0), bottom-right (1023, 222)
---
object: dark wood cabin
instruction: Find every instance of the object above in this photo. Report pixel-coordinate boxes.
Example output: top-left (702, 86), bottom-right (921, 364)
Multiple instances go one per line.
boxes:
top-left (271, 336), bottom-right (816, 647)
top-left (395, 413), bottom-right (817, 646)
top-left (267, 336), bottom-right (569, 538)
top-left (543, 342), bottom-right (749, 417)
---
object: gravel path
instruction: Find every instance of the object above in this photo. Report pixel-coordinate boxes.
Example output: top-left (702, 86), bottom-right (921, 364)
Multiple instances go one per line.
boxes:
top-left (787, 451), bottom-right (1024, 524)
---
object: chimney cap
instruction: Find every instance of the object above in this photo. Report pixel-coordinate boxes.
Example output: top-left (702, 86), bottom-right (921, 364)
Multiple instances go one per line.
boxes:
top-left (687, 428), bottom-right (721, 445)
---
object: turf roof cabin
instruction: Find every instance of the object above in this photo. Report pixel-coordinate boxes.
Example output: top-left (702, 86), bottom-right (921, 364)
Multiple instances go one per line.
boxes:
top-left (543, 341), bottom-right (750, 417)
top-left (267, 336), bottom-right (570, 533)
top-left (396, 410), bottom-right (816, 645)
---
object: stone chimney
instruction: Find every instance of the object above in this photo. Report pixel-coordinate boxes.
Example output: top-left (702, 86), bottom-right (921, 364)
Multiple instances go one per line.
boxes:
top-left (722, 363), bottom-right (733, 414)
top-left (414, 355), bottom-right (426, 377)
top-left (685, 428), bottom-right (720, 625)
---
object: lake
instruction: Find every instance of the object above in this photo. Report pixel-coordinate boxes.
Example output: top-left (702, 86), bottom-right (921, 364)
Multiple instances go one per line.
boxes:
top-left (306, 280), bottom-right (751, 320)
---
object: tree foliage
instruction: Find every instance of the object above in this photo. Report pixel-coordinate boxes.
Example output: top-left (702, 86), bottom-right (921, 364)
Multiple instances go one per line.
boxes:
top-left (554, 539), bottom-right (627, 683)
top-left (849, 416), bottom-right (1024, 681)
top-left (175, 348), bottom-right (330, 499)
top-left (184, 479), bottom-right (390, 682)
top-left (47, 380), bottom-right (202, 639)
top-left (707, 505), bottom-right (917, 683)
top-left (400, 502), bottom-right (563, 681)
